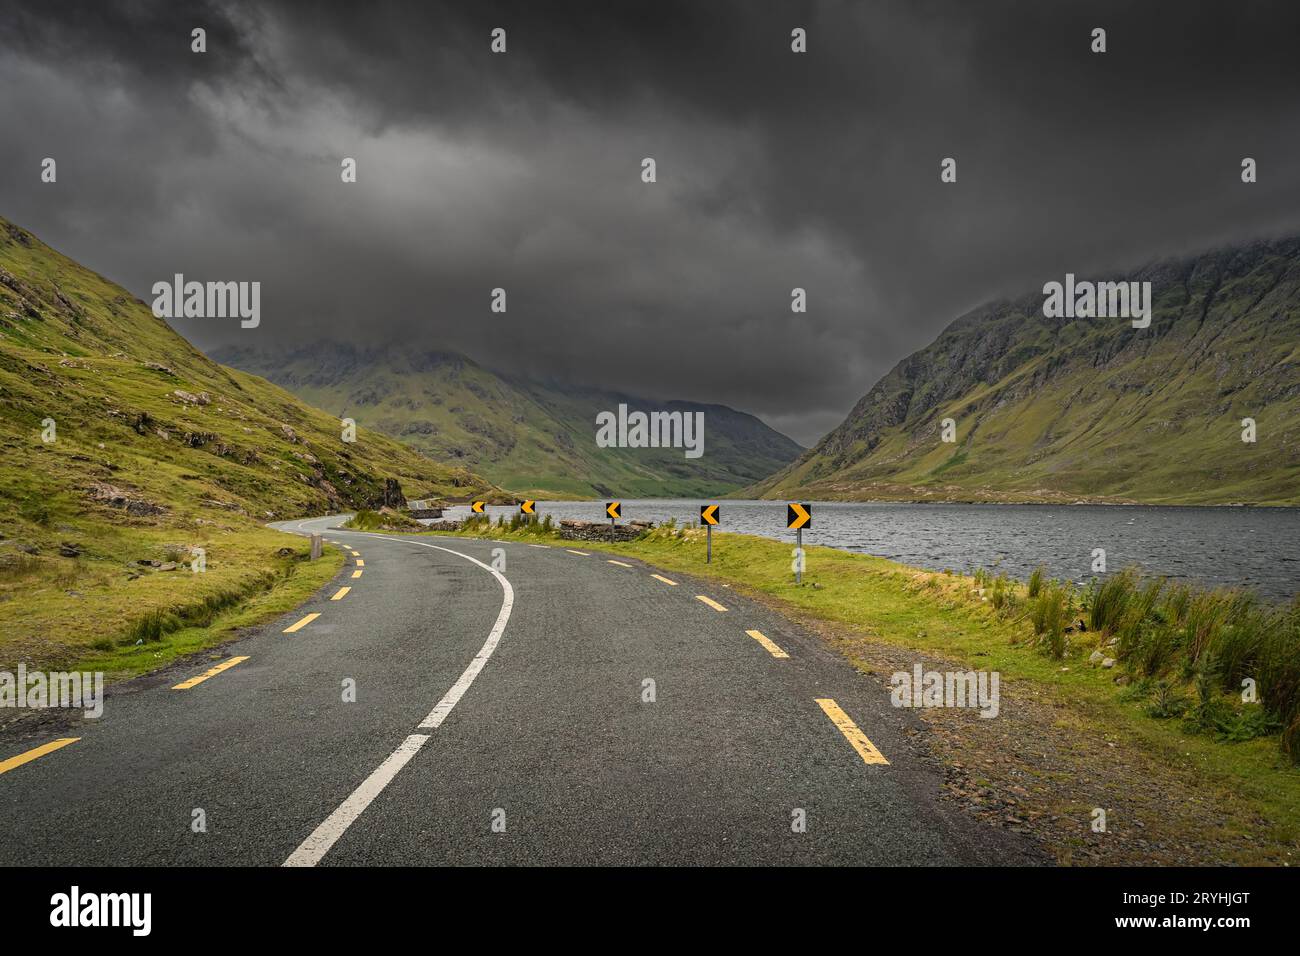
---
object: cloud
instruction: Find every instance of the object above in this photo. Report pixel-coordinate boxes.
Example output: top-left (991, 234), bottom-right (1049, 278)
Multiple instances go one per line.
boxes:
top-left (3, 0), bottom-right (1300, 445)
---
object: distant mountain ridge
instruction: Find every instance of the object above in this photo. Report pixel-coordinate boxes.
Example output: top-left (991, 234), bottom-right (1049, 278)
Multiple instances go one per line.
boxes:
top-left (0, 215), bottom-right (495, 665)
top-left (212, 342), bottom-right (803, 498)
top-left (748, 236), bottom-right (1300, 505)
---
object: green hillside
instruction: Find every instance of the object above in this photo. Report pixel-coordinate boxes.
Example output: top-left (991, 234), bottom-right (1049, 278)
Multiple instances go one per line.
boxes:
top-left (213, 343), bottom-right (803, 499)
top-left (749, 237), bottom-right (1300, 505)
top-left (0, 216), bottom-right (494, 669)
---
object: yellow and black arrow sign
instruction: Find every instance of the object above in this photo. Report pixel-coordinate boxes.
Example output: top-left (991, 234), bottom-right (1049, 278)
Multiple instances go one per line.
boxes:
top-left (700, 504), bottom-right (720, 526)
top-left (787, 502), bottom-right (812, 529)
top-left (606, 501), bottom-right (621, 520)
top-left (520, 500), bottom-right (536, 515)
top-left (471, 500), bottom-right (486, 514)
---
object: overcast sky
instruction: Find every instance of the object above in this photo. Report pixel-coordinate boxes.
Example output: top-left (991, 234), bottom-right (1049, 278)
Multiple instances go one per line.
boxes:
top-left (4, 1), bottom-right (1300, 444)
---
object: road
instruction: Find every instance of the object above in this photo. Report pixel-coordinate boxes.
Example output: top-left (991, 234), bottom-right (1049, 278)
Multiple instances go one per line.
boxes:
top-left (0, 517), bottom-right (1040, 865)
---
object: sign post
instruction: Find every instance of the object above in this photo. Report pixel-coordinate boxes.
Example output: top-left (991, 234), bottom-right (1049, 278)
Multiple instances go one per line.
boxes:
top-left (606, 501), bottom-right (621, 540)
top-left (471, 500), bottom-right (486, 515)
top-left (786, 503), bottom-right (812, 584)
top-left (700, 504), bottom-right (719, 563)
top-left (519, 500), bottom-right (536, 524)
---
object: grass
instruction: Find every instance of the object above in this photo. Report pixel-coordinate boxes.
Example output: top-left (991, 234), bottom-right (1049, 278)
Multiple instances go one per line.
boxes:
top-left (746, 242), bottom-right (1300, 505)
top-left (393, 518), bottom-right (1300, 859)
top-left (343, 508), bottom-right (425, 532)
top-left (0, 519), bottom-right (346, 677)
top-left (68, 545), bottom-right (344, 677)
top-left (1029, 580), bottom-right (1072, 659)
top-left (214, 343), bottom-right (803, 500)
top-left (0, 213), bottom-right (495, 676)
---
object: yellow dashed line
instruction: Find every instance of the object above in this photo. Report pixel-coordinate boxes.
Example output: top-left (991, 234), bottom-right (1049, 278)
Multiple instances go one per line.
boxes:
top-left (0, 738), bottom-right (79, 776)
top-left (695, 595), bottom-right (728, 612)
top-left (350, 551), bottom-right (360, 557)
top-left (355, 559), bottom-right (364, 567)
top-left (173, 656), bottom-right (249, 690)
top-left (284, 612), bottom-right (321, 633)
top-left (651, 574), bottom-right (678, 586)
top-left (331, 587), bottom-right (351, 601)
top-left (565, 549), bottom-right (590, 556)
top-left (351, 569), bottom-right (363, 579)
top-left (745, 629), bottom-right (789, 659)
top-left (816, 698), bottom-right (889, 765)
top-left (607, 559), bottom-right (632, 568)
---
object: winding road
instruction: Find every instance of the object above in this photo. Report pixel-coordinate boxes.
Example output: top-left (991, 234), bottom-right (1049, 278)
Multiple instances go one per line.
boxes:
top-left (0, 517), bottom-right (1039, 866)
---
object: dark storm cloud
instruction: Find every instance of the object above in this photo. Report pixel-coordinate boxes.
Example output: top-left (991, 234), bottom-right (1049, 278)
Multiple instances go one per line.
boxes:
top-left (4, 1), bottom-right (1300, 444)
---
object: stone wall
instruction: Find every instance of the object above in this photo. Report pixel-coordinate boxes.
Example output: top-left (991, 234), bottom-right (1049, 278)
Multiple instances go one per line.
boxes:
top-left (558, 519), bottom-right (652, 542)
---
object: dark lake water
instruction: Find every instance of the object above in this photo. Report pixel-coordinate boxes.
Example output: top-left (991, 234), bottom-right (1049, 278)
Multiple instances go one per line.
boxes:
top-left (434, 499), bottom-right (1300, 601)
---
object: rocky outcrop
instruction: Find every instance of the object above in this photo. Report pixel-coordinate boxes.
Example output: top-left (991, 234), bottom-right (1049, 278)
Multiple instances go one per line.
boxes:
top-left (380, 477), bottom-right (406, 509)
top-left (83, 480), bottom-right (166, 516)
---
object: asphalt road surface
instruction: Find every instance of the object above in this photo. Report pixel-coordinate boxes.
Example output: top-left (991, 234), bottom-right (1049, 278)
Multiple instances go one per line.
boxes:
top-left (0, 517), bottom-right (1041, 866)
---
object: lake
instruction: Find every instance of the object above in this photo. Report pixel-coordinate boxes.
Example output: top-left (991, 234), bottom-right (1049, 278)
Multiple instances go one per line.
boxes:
top-left (434, 499), bottom-right (1300, 601)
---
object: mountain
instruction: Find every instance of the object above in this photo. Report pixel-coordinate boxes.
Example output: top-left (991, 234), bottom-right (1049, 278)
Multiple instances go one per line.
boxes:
top-left (0, 215), bottom-right (494, 666)
top-left (749, 237), bottom-right (1300, 505)
top-left (211, 343), bottom-right (803, 498)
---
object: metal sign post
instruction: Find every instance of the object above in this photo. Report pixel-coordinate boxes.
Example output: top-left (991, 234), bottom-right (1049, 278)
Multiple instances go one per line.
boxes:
top-left (796, 527), bottom-right (802, 584)
top-left (786, 503), bottom-right (812, 584)
top-left (700, 504), bottom-right (719, 563)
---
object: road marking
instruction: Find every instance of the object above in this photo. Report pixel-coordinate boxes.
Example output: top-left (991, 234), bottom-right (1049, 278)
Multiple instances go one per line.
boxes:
top-left (284, 734), bottom-right (430, 867)
top-left (354, 559), bottom-right (364, 567)
top-left (351, 569), bottom-right (363, 579)
top-left (285, 530), bottom-right (514, 867)
top-left (0, 737), bottom-right (79, 776)
top-left (607, 559), bottom-right (632, 568)
top-left (283, 612), bottom-right (320, 633)
top-left (172, 656), bottom-right (250, 690)
top-left (565, 549), bottom-right (589, 556)
top-left (350, 550), bottom-right (360, 557)
top-left (651, 574), bottom-right (678, 586)
top-left (527, 544), bottom-right (548, 549)
top-left (745, 629), bottom-right (789, 659)
top-left (815, 698), bottom-right (889, 765)
top-left (331, 587), bottom-right (351, 601)
top-left (695, 595), bottom-right (728, 612)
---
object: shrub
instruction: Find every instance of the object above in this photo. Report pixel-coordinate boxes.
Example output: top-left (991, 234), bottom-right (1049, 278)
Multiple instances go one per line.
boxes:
top-left (124, 608), bottom-right (180, 644)
top-left (1089, 567), bottom-right (1139, 633)
top-left (1031, 581), bottom-right (1073, 659)
top-left (1027, 565), bottom-right (1045, 599)
top-left (1145, 680), bottom-right (1188, 719)
top-left (345, 509), bottom-right (383, 531)
top-left (1258, 601), bottom-right (1300, 762)
top-left (1129, 620), bottom-right (1181, 678)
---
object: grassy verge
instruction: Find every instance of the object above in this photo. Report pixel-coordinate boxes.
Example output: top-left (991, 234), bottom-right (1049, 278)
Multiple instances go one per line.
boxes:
top-left (1, 521), bottom-right (344, 679)
top-left (411, 518), bottom-right (1300, 863)
top-left (68, 544), bottom-right (344, 679)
